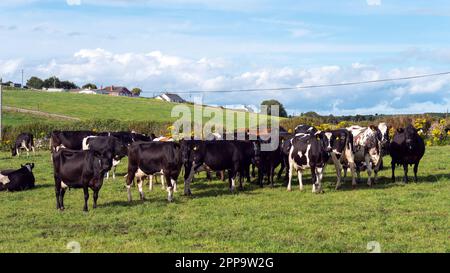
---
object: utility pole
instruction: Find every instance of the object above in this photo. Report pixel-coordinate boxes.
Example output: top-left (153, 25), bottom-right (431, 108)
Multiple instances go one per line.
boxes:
top-left (21, 69), bottom-right (24, 88)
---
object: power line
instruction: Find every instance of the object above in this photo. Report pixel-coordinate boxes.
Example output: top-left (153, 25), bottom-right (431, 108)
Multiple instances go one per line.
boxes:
top-left (141, 71), bottom-right (450, 94)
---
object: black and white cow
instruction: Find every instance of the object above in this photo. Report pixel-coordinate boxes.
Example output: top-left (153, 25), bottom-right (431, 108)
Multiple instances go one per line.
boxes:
top-left (50, 130), bottom-right (94, 152)
top-left (126, 141), bottom-right (182, 202)
top-left (52, 149), bottom-right (113, 211)
top-left (279, 124), bottom-right (317, 184)
top-left (287, 132), bottom-right (330, 193)
top-left (378, 122), bottom-right (390, 156)
top-left (0, 163), bottom-right (35, 192)
top-left (82, 135), bottom-right (128, 180)
top-left (318, 129), bottom-right (357, 189)
top-left (254, 140), bottom-right (283, 187)
top-left (11, 133), bottom-right (35, 157)
top-left (390, 124), bottom-right (425, 183)
top-left (183, 140), bottom-right (254, 195)
top-left (346, 125), bottom-right (382, 186)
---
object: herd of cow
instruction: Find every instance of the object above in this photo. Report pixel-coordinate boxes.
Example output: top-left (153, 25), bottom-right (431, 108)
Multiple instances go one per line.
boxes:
top-left (0, 122), bottom-right (426, 211)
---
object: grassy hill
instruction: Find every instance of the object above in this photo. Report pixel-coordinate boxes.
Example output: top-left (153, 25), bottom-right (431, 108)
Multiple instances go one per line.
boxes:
top-left (2, 90), bottom-right (271, 125)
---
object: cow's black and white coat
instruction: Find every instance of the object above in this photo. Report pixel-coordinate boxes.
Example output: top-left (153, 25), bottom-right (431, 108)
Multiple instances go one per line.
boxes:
top-left (346, 125), bottom-right (382, 186)
top-left (321, 129), bottom-right (357, 189)
top-left (82, 135), bottom-right (128, 180)
top-left (11, 133), bottom-right (35, 157)
top-left (287, 133), bottom-right (330, 193)
top-left (52, 149), bottom-right (113, 211)
top-left (0, 163), bottom-right (35, 191)
top-left (126, 141), bottom-right (182, 202)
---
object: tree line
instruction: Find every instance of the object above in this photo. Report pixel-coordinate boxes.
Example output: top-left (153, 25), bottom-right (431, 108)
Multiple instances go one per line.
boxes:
top-left (25, 76), bottom-right (142, 96)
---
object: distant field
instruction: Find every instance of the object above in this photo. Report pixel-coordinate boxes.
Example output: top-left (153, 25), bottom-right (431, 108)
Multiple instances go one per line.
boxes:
top-left (2, 90), bottom-right (273, 126)
top-left (0, 146), bottom-right (448, 253)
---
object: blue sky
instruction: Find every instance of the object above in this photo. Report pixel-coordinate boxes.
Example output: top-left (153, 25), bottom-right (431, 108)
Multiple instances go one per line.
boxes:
top-left (1, 0), bottom-right (450, 115)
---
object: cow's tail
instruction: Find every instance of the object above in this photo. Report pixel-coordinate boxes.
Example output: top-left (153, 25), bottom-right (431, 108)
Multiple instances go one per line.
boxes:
top-left (49, 135), bottom-right (53, 152)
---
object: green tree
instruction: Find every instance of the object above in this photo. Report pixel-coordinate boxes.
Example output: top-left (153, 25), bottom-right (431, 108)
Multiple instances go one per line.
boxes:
top-left (60, 80), bottom-right (79, 90)
top-left (26, 76), bottom-right (44, 89)
top-left (43, 76), bottom-right (61, 89)
top-left (261, 99), bottom-right (288, 117)
top-left (131, 87), bottom-right (142, 96)
top-left (82, 83), bottom-right (97, 90)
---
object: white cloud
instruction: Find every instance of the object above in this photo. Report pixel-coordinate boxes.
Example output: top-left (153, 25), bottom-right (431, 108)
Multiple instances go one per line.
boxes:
top-left (14, 48), bottom-right (449, 114)
top-left (0, 59), bottom-right (22, 77)
top-left (366, 0), bottom-right (381, 6)
top-left (67, 0), bottom-right (82, 5)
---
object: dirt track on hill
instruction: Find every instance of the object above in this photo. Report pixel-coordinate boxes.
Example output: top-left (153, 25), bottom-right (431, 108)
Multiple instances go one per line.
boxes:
top-left (4, 106), bottom-right (81, 121)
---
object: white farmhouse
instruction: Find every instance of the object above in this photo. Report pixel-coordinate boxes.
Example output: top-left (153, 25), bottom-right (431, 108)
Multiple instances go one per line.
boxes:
top-left (154, 93), bottom-right (186, 103)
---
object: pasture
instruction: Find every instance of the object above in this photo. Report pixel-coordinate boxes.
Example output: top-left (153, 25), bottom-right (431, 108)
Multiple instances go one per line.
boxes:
top-left (2, 90), bottom-right (273, 124)
top-left (0, 146), bottom-right (448, 253)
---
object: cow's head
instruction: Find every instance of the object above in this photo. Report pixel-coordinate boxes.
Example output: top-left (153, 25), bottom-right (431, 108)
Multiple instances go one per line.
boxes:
top-left (331, 131), bottom-right (348, 153)
top-left (403, 125), bottom-right (420, 151)
top-left (93, 151), bottom-right (113, 175)
top-left (252, 141), bottom-right (262, 166)
top-left (21, 163), bottom-right (34, 173)
top-left (316, 131), bottom-right (333, 152)
top-left (377, 122), bottom-right (390, 155)
top-left (190, 143), bottom-right (205, 165)
top-left (180, 140), bottom-right (194, 165)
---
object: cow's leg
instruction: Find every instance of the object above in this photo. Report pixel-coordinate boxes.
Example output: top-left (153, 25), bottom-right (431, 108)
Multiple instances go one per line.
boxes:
top-left (331, 152), bottom-right (342, 190)
top-left (54, 176), bottom-right (62, 210)
top-left (149, 175), bottom-right (153, 191)
top-left (365, 154), bottom-right (373, 186)
top-left (229, 170), bottom-right (236, 192)
top-left (344, 147), bottom-right (357, 188)
top-left (297, 170), bottom-right (303, 191)
top-left (137, 176), bottom-right (145, 201)
top-left (311, 167), bottom-right (317, 193)
top-left (106, 171), bottom-right (110, 180)
top-left (315, 166), bottom-right (324, 193)
top-left (403, 163), bottom-right (409, 183)
top-left (126, 165), bottom-right (137, 202)
top-left (184, 165), bottom-right (195, 196)
top-left (112, 166), bottom-right (116, 180)
top-left (287, 160), bottom-right (294, 191)
top-left (166, 175), bottom-right (174, 202)
top-left (93, 184), bottom-right (101, 209)
top-left (161, 174), bottom-right (166, 189)
top-left (277, 160), bottom-right (285, 181)
top-left (270, 165), bottom-right (275, 188)
top-left (349, 162), bottom-right (357, 189)
top-left (172, 177), bottom-right (177, 192)
top-left (391, 160), bottom-right (396, 182)
top-left (32, 145), bottom-right (36, 156)
top-left (413, 163), bottom-right (419, 182)
top-left (83, 186), bottom-right (89, 212)
top-left (59, 188), bottom-right (66, 210)
top-left (257, 165), bottom-right (263, 187)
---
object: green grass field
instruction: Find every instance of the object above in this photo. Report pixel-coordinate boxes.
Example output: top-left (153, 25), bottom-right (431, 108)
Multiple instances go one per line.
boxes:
top-left (2, 111), bottom-right (66, 127)
top-left (2, 90), bottom-right (273, 125)
top-left (0, 146), bottom-right (448, 253)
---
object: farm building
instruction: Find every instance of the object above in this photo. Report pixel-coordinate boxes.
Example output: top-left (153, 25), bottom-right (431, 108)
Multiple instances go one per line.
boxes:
top-left (101, 86), bottom-right (133, 97)
top-left (154, 93), bottom-right (186, 103)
